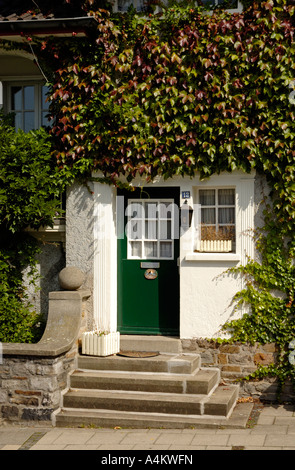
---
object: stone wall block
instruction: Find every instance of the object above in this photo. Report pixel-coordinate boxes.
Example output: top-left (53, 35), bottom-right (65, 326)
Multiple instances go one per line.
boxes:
top-left (217, 353), bottom-right (228, 365)
top-left (228, 353), bottom-right (253, 365)
top-left (29, 375), bottom-right (58, 393)
top-left (219, 344), bottom-right (241, 354)
top-left (254, 352), bottom-right (276, 365)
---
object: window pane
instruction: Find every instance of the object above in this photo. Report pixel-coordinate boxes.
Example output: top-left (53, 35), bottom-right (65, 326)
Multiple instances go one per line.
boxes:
top-left (14, 112), bottom-right (22, 130)
top-left (144, 241), bottom-right (157, 258)
top-left (136, 0), bottom-right (145, 11)
top-left (218, 0), bottom-right (238, 6)
top-left (160, 242), bottom-right (172, 258)
top-left (218, 189), bottom-right (235, 205)
top-left (24, 112), bottom-right (35, 132)
top-left (218, 207), bottom-right (235, 224)
top-left (42, 111), bottom-right (52, 127)
top-left (117, 0), bottom-right (132, 11)
top-left (24, 86), bottom-right (34, 110)
top-left (218, 226), bottom-right (235, 241)
top-left (202, 0), bottom-right (215, 6)
top-left (201, 208), bottom-right (216, 224)
top-left (201, 225), bottom-right (217, 240)
top-left (42, 86), bottom-right (49, 109)
top-left (11, 86), bottom-right (22, 110)
top-left (199, 189), bottom-right (215, 205)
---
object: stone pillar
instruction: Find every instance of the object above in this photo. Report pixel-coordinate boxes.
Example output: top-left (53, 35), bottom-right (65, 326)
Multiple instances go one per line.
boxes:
top-left (93, 181), bottom-right (118, 333)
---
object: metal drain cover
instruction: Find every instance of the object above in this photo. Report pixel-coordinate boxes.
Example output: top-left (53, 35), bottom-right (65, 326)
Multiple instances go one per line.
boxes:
top-left (117, 351), bottom-right (159, 358)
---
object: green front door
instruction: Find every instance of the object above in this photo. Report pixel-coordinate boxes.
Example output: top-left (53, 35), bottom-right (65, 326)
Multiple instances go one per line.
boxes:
top-left (117, 187), bottom-right (180, 335)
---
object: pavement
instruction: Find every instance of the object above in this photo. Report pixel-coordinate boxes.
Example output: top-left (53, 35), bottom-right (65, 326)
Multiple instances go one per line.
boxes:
top-left (0, 403), bottom-right (295, 452)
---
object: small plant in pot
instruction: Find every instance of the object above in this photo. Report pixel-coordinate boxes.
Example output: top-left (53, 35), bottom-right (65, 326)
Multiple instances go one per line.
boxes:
top-left (82, 327), bottom-right (120, 356)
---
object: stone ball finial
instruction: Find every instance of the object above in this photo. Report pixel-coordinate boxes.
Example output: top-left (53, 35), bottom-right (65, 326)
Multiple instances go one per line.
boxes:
top-left (58, 266), bottom-right (85, 291)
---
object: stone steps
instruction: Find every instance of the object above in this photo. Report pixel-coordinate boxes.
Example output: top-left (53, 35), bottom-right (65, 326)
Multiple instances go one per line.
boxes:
top-left (77, 353), bottom-right (201, 375)
top-left (119, 335), bottom-right (182, 354)
top-left (55, 402), bottom-right (253, 429)
top-left (62, 384), bottom-right (239, 416)
top-left (54, 349), bottom-right (253, 429)
top-left (69, 368), bottom-right (219, 395)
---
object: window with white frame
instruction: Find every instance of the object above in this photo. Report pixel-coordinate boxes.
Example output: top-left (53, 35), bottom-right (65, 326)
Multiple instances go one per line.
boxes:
top-left (195, 188), bottom-right (236, 253)
top-left (5, 82), bottom-right (51, 132)
top-left (126, 199), bottom-right (175, 259)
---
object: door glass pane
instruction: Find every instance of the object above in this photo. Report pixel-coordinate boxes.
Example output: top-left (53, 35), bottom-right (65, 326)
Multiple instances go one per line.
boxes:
top-left (145, 202), bottom-right (157, 219)
top-left (159, 220), bottom-right (171, 240)
top-left (127, 198), bottom-right (174, 259)
top-left (144, 241), bottom-right (157, 258)
top-left (160, 242), bottom-right (172, 258)
top-left (127, 202), bottom-right (143, 219)
top-left (145, 221), bottom-right (157, 239)
top-left (128, 220), bottom-right (142, 240)
top-left (130, 241), bottom-right (142, 258)
top-left (24, 112), bottom-right (35, 132)
top-left (24, 86), bottom-right (34, 110)
top-left (159, 202), bottom-right (172, 219)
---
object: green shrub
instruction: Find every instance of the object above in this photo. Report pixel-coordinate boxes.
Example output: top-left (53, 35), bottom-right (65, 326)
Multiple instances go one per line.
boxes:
top-left (0, 113), bottom-right (63, 343)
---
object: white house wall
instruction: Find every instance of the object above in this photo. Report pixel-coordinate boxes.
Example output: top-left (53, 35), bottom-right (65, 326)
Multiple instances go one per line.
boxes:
top-left (179, 172), bottom-right (255, 338)
top-left (66, 171), bottom-right (257, 339)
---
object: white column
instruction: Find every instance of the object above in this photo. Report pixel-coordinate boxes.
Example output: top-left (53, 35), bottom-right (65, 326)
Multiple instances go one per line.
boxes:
top-left (237, 175), bottom-right (255, 317)
top-left (238, 176), bottom-right (255, 265)
top-left (93, 182), bottom-right (117, 332)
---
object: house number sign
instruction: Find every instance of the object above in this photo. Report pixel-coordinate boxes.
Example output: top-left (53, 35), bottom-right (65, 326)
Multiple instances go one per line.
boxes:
top-left (144, 269), bottom-right (158, 280)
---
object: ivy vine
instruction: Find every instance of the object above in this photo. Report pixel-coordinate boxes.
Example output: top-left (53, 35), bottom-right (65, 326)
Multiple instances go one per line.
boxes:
top-left (1, 0), bottom-right (294, 394)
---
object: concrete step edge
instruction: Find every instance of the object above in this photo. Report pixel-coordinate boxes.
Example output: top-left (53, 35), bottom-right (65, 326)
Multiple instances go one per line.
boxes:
top-left (119, 335), bottom-right (182, 354)
top-left (77, 353), bottom-right (201, 375)
top-left (62, 385), bottom-right (239, 417)
top-left (55, 402), bottom-right (253, 429)
top-left (70, 367), bottom-right (220, 395)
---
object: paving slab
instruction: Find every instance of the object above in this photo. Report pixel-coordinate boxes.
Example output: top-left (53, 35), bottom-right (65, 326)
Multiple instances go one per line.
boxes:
top-left (0, 403), bottom-right (295, 450)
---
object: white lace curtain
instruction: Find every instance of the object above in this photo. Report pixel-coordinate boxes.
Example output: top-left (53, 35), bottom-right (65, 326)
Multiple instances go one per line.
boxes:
top-left (200, 189), bottom-right (235, 226)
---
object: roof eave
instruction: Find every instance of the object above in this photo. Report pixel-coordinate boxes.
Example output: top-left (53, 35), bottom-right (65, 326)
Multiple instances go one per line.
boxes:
top-left (0, 16), bottom-right (98, 39)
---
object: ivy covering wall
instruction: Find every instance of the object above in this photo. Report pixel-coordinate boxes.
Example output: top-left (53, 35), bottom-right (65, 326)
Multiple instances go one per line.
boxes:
top-left (0, 0), bottom-right (294, 394)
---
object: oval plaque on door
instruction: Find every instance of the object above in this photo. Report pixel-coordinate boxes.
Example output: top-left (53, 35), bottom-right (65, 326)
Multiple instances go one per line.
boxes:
top-left (144, 268), bottom-right (158, 280)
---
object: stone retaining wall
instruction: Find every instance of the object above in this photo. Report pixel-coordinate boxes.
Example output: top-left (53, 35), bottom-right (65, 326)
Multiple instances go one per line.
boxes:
top-left (0, 345), bottom-right (77, 423)
top-left (0, 285), bottom-right (90, 424)
top-left (182, 338), bottom-right (295, 403)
